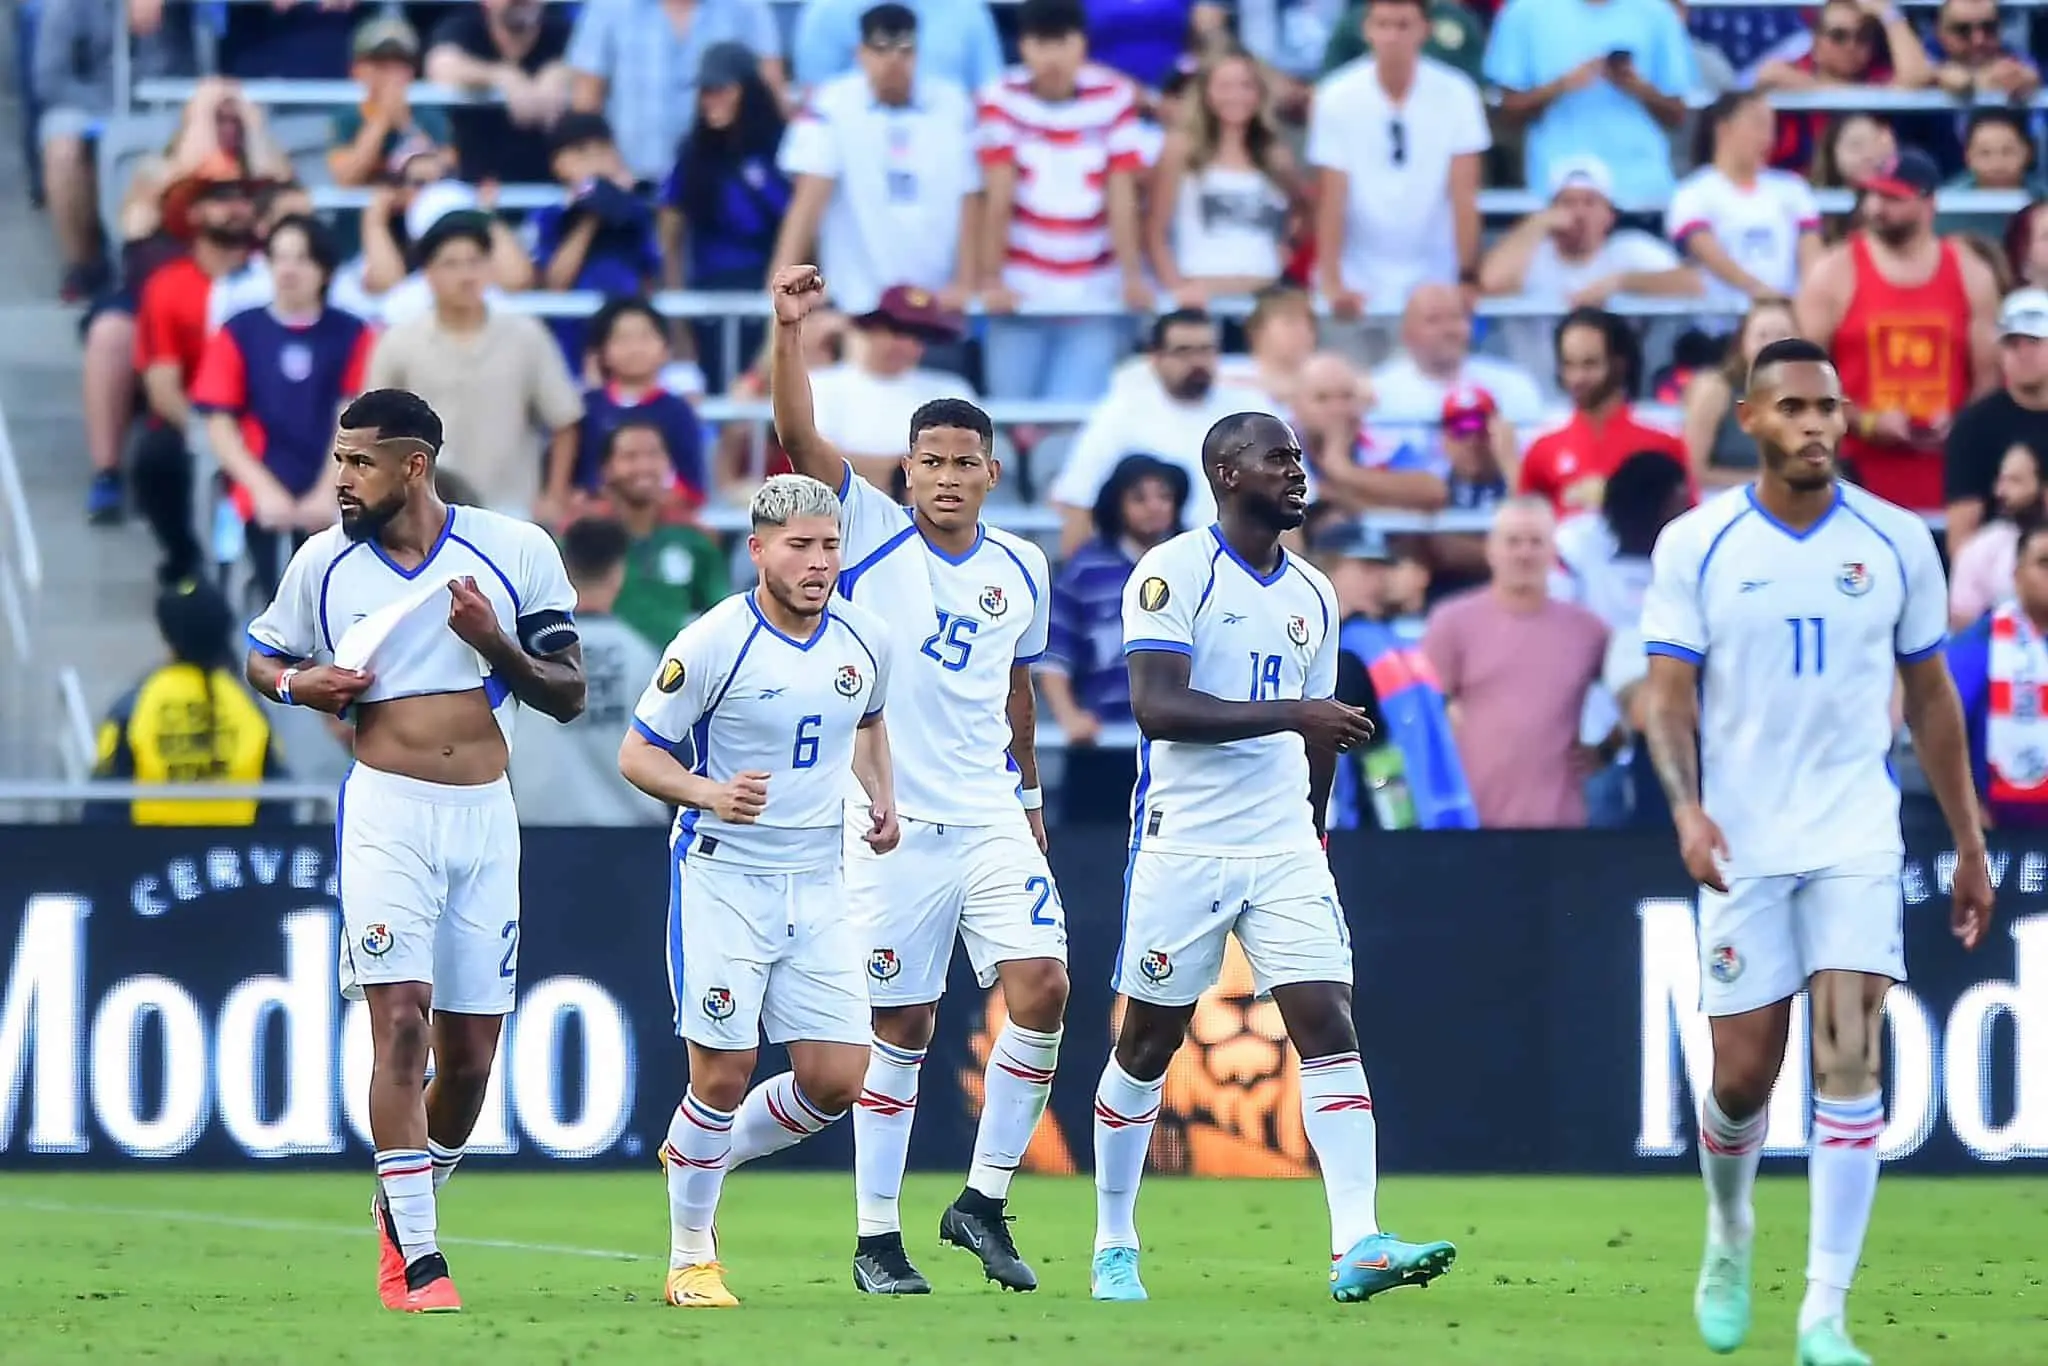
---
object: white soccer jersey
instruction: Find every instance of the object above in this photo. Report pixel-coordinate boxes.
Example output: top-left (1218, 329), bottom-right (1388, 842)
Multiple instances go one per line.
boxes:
top-left (632, 591), bottom-right (891, 872)
top-left (1640, 484), bottom-right (1946, 878)
top-left (1121, 525), bottom-right (1339, 857)
top-left (1665, 166), bottom-right (1820, 318)
top-left (833, 465), bottom-right (1050, 825)
top-left (247, 507), bottom-right (577, 719)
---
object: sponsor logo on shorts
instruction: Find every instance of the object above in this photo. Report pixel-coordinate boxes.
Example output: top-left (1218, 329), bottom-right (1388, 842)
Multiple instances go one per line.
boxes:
top-left (1138, 577), bottom-right (1170, 612)
top-left (1707, 943), bottom-right (1742, 983)
top-left (360, 923), bottom-right (393, 957)
top-left (1286, 615), bottom-right (1309, 646)
top-left (868, 948), bottom-right (900, 981)
top-left (657, 657), bottom-right (687, 693)
top-left (1139, 949), bottom-right (1172, 983)
top-left (701, 987), bottom-right (735, 1020)
top-left (1838, 562), bottom-right (1872, 597)
top-left (835, 664), bottom-right (862, 697)
top-left (979, 585), bottom-right (1007, 617)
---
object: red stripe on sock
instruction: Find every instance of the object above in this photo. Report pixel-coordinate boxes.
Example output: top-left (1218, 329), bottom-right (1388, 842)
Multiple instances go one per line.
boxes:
top-left (1093, 1098), bottom-right (1160, 1129)
top-left (996, 1059), bottom-right (1056, 1084)
top-left (377, 1163), bottom-right (431, 1179)
top-left (1313, 1096), bottom-right (1373, 1113)
top-left (857, 1088), bottom-right (915, 1116)
top-left (765, 1092), bottom-right (809, 1136)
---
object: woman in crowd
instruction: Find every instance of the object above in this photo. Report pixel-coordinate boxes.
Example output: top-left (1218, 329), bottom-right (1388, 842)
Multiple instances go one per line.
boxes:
top-left (1950, 443), bottom-right (2047, 627)
top-left (1679, 296), bottom-right (1798, 485)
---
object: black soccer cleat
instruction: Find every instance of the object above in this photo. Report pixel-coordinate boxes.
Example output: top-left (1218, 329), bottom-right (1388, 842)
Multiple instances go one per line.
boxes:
top-left (852, 1232), bottom-right (932, 1294)
top-left (939, 1190), bottom-right (1037, 1292)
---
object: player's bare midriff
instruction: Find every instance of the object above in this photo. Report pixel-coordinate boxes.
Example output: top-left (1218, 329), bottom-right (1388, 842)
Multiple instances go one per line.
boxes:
top-left (353, 689), bottom-right (508, 786)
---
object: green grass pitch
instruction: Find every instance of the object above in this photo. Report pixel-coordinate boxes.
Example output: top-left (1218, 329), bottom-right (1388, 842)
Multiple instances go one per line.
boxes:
top-left (0, 1172), bottom-right (2040, 1364)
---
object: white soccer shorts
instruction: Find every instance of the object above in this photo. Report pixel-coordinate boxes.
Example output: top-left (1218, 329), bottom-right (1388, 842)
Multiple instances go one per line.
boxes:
top-left (1114, 847), bottom-right (1353, 1007)
top-left (666, 851), bottom-right (869, 1051)
top-left (335, 762), bottom-right (522, 1015)
top-left (843, 810), bottom-right (1068, 1007)
top-left (1695, 853), bottom-right (1908, 1017)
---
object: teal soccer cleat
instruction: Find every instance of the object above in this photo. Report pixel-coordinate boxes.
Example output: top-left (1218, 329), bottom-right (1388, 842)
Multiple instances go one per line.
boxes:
top-left (1090, 1247), bottom-right (1148, 1301)
top-left (1797, 1317), bottom-right (1873, 1366)
top-left (1329, 1232), bottom-right (1458, 1303)
top-left (1694, 1240), bottom-right (1753, 1354)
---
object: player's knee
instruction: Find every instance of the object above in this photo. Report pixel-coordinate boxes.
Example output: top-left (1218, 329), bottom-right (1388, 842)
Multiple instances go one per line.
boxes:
top-left (1000, 959), bottom-right (1069, 1032)
top-left (431, 1049), bottom-right (495, 1101)
top-left (374, 1010), bottom-right (432, 1077)
top-left (1709, 1056), bottom-right (1779, 1119)
top-left (872, 1003), bottom-right (937, 1051)
top-left (1810, 1020), bottom-right (1882, 1096)
top-left (792, 1057), bottom-right (865, 1116)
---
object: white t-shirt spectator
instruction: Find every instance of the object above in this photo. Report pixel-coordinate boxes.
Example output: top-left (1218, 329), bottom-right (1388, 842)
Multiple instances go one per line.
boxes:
top-left (1665, 167), bottom-right (1820, 316)
top-left (1050, 367), bottom-right (1272, 525)
top-left (1520, 230), bottom-right (1684, 302)
top-left (1369, 352), bottom-right (1549, 434)
top-left (811, 361), bottom-right (981, 456)
top-left (1306, 56), bottom-right (1489, 304)
top-left (779, 72), bottom-right (981, 316)
top-left (1170, 165), bottom-right (1290, 283)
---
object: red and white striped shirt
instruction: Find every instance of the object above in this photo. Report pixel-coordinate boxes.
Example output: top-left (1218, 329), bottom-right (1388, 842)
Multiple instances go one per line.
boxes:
top-left (976, 63), bottom-right (1146, 307)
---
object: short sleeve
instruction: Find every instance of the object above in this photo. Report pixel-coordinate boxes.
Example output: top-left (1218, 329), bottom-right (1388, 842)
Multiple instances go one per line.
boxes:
top-left (863, 624), bottom-right (892, 718)
top-left (1104, 95), bottom-right (1147, 173)
top-left (1480, 0), bottom-right (1536, 90)
top-left (1048, 402), bottom-right (1126, 509)
top-left (190, 327), bottom-right (248, 413)
top-left (631, 617), bottom-right (721, 751)
top-left (248, 537), bottom-right (329, 660)
top-left (1782, 176), bottom-right (1821, 232)
top-left (1895, 517), bottom-right (1948, 663)
top-left (1643, 5), bottom-right (1698, 97)
top-left (737, 0), bottom-right (781, 58)
top-left (976, 92), bottom-right (1018, 166)
top-left (1616, 230), bottom-right (1682, 272)
top-left (1448, 73), bottom-right (1491, 157)
top-left (1665, 177), bottom-right (1711, 245)
top-left (791, 0), bottom-right (855, 86)
top-left (1307, 579), bottom-right (1339, 700)
top-left (1123, 544), bottom-right (1199, 657)
top-left (528, 321), bottom-right (586, 430)
top-left (1640, 522), bottom-right (1707, 665)
top-left (564, 0), bottom-right (616, 77)
top-left (366, 326), bottom-right (405, 390)
top-left (341, 323), bottom-right (376, 395)
top-left (1014, 542), bottom-right (1051, 663)
top-left (1303, 77), bottom-right (1345, 171)
top-left (778, 102), bottom-right (842, 180)
top-left (836, 461), bottom-right (909, 561)
top-left (134, 272), bottom-right (183, 370)
top-left (515, 524), bottom-right (580, 653)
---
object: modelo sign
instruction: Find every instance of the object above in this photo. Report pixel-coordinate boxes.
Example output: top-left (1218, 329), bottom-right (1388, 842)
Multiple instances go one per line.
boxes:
top-left (0, 843), bottom-right (642, 1162)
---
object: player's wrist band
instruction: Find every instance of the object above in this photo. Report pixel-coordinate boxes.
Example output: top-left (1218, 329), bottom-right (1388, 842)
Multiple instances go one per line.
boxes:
top-left (1019, 786), bottom-right (1044, 811)
top-left (275, 667), bottom-right (299, 706)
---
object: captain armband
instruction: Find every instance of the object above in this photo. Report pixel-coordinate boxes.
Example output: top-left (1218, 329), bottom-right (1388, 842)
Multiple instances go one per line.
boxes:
top-left (518, 609), bottom-right (580, 656)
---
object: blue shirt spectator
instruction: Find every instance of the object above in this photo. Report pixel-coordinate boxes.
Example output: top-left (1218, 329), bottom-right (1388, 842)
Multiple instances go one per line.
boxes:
top-left (792, 0), bottom-right (1003, 93)
top-left (566, 0), bottom-right (784, 183)
top-left (578, 295), bottom-right (708, 500)
top-left (1087, 0), bottom-right (1197, 90)
top-left (527, 113), bottom-right (664, 367)
top-left (1483, 0), bottom-right (1697, 204)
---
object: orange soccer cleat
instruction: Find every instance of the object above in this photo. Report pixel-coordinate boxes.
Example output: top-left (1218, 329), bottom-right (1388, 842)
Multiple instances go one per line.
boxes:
top-left (372, 1193), bottom-right (408, 1309)
top-left (398, 1251), bottom-right (463, 1313)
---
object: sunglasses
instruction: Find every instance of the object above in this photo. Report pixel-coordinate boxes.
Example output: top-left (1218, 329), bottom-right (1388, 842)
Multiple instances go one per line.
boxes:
top-left (1390, 118), bottom-right (1407, 167)
top-left (1821, 24), bottom-right (1871, 42)
top-left (1945, 18), bottom-right (2000, 36)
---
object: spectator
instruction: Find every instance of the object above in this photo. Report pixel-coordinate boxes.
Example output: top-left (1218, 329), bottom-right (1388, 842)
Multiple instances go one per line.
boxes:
top-left (1048, 308), bottom-right (1266, 550)
top-left (2006, 199), bottom-right (2048, 288)
top-left (1946, 288), bottom-right (2048, 552)
top-left (583, 421), bottom-right (732, 646)
top-left (1320, 0), bottom-right (1487, 84)
top-left (1422, 497), bottom-right (1611, 828)
top-left (1414, 384), bottom-right (1519, 595)
top-left (575, 297), bottom-right (708, 503)
top-left (425, 0), bottom-right (575, 184)
top-left (1486, 0), bottom-right (1697, 207)
top-left (792, 0), bottom-right (1004, 94)
top-left (354, 177), bottom-right (534, 326)
top-left (191, 216), bottom-right (371, 600)
top-left (90, 578), bottom-right (287, 827)
top-left (769, 6), bottom-right (979, 317)
top-left (1813, 112), bottom-right (1899, 195)
top-left (977, 0), bottom-right (1151, 401)
top-left (1291, 352), bottom-right (1451, 512)
top-left (528, 113), bottom-right (663, 365)
top-left (1949, 109), bottom-right (2042, 193)
top-left (1088, 0), bottom-right (1218, 89)
top-left (366, 203), bottom-right (584, 519)
top-left (1367, 283), bottom-right (1547, 451)
top-left (1309, 0), bottom-right (1486, 330)
top-left (508, 517), bottom-right (669, 826)
top-left (1519, 307), bottom-right (1688, 519)
top-left (1946, 520), bottom-right (2048, 827)
top-left (1040, 453), bottom-right (1188, 820)
top-left (326, 16), bottom-right (450, 190)
top-left (1950, 442), bottom-right (2046, 626)
top-left (809, 285), bottom-right (974, 487)
top-left (1146, 50), bottom-right (1300, 307)
top-left (1798, 147), bottom-right (2001, 511)
top-left (567, 0), bottom-right (785, 186)
top-left (1679, 295), bottom-right (1798, 485)
top-left (1754, 0), bottom-right (1929, 174)
top-left (1929, 0), bottom-right (2041, 105)
top-left (1668, 91), bottom-right (1825, 319)
top-left (1218, 283), bottom-right (1319, 413)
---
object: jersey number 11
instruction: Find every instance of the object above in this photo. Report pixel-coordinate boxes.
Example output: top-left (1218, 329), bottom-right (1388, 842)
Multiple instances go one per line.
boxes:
top-left (1787, 616), bottom-right (1826, 676)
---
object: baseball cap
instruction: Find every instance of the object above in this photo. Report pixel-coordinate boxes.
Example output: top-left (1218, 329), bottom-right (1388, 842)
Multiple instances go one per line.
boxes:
top-left (547, 112), bottom-right (615, 159)
top-left (854, 284), bottom-right (964, 342)
top-left (2000, 287), bottom-right (2048, 339)
top-left (699, 40), bottom-right (757, 90)
top-left (351, 14), bottom-right (420, 62)
top-left (1441, 385), bottom-right (1497, 436)
top-left (406, 180), bottom-right (494, 263)
top-left (1859, 148), bottom-right (1941, 201)
top-left (1548, 154), bottom-right (1614, 203)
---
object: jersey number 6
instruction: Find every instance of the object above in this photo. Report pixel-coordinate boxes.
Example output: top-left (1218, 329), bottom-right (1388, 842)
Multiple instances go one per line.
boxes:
top-left (792, 714), bottom-right (823, 768)
top-left (921, 612), bottom-right (979, 672)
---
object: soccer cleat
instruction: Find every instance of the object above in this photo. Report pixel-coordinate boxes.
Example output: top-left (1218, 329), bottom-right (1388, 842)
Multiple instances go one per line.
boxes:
top-left (399, 1251), bottom-right (462, 1313)
top-left (665, 1261), bottom-right (740, 1308)
top-left (1329, 1231), bottom-right (1458, 1303)
top-left (1694, 1239), bottom-right (1753, 1353)
top-left (85, 471), bottom-right (122, 525)
top-left (939, 1192), bottom-right (1037, 1291)
top-left (852, 1233), bottom-right (931, 1294)
top-left (1090, 1246), bottom-right (1148, 1302)
top-left (1797, 1317), bottom-right (1874, 1366)
top-left (371, 1192), bottom-right (407, 1309)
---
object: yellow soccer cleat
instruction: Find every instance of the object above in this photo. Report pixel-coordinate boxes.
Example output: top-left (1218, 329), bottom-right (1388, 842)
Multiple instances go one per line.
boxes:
top-left (665, 1262), bottom-right (740, 1308)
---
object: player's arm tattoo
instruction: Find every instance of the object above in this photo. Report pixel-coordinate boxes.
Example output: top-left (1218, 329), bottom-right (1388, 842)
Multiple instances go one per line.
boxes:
top-left (1127, 649), bottom-right (1308, 744)
top-left (1898, 655), bottom-right (1989, 850)
top-left (1005, 664), bottom-right (1043, 791)
top-left (1639, 654), bottom-right (1704, 811)
top-left (478, 634), bottom-right (587, 724)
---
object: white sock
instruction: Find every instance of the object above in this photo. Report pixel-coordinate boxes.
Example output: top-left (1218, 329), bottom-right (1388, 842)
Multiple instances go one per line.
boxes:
top-left (374, 1148), bottom-right (438, 1263)
top-left (1297, 1051), bottom-right (1381, 1255)
top-left (1801, 1090), bottom-right (1884, 1333)
top-left (727, 1072), bottom-right (844, 1169)
top-left (854, 1037), bottom-right (924, 1237)
top-left (428, 1138), bottom-right (464, 1193)
top-left (663, 1090), bottom-right (734, 1269)
top-left (1699, 1091), bottom-right (1766, 1246)
top-left (1092, 1057), bottom-right (1162, 1254)
top-left (968, 1023), bottom-right (1062, 1201)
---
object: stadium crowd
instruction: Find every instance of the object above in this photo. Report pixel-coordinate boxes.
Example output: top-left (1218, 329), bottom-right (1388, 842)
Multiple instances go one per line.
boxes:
top-left (24, 0), bottom-right (2048, 832)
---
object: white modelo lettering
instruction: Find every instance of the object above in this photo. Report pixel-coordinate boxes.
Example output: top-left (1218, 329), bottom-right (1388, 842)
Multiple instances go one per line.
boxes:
top-left (510, 977), bottom-right (635, 1160)
top-left (1945, 916), bottom-right (2048, 1159)
top-left (0, 895), bottom-right (90, 1153)
top-left (90, 976), bottom-right (208, 1157)
top-left (215, 910), bottom-right (340, 1156)
top-left (338, 999), bottom-right (517, 1156)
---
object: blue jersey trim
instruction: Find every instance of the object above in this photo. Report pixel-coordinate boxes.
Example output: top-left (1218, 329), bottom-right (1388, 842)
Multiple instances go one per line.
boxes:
top-left (1645, 640), bottom-right (1705, 665)
top-left (1124, 638), bottom-right (1192, 656)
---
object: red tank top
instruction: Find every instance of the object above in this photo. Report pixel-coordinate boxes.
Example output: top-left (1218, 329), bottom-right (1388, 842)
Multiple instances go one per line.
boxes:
top-left (1833, 235), bottom-right (1973, 511)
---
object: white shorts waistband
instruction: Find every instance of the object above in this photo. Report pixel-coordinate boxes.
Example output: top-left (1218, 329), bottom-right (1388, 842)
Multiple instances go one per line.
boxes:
top-left (344, 761), bottom-right (511, 808)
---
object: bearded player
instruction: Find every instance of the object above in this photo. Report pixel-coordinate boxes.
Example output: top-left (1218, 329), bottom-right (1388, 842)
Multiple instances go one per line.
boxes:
top-left (1091, 410), bottom-right (1458, 1303)
top-left (1639, 337), bottom-right (1993, 1366)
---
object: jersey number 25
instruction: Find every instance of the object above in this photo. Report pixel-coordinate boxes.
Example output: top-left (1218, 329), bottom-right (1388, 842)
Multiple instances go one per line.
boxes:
top-left (922, 612), bottom-right (979, 672)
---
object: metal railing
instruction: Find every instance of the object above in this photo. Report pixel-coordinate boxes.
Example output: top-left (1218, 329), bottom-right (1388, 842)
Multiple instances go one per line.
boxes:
top-left (0, 396), bottom-right (47, 781)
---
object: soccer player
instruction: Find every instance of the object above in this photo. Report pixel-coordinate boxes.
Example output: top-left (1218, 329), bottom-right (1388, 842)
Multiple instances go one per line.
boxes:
top-left (767, 264), bottom-right (1068, 1295)
top-left (618, 473), bottom-right (900, 1309)
top-left (245, 389), bottom-right (587, 1313)
top-left (1638, 337), bottom-right (1995, 1366)
top-left (1092, 410), bottom-right (1458, 1304)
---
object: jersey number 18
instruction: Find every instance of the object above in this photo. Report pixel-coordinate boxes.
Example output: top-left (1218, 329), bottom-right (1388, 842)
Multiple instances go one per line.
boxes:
top-left (1787, 616), bottom-right (1826, 676)
top-left (1248, 652), bottom-right (1283, 701)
